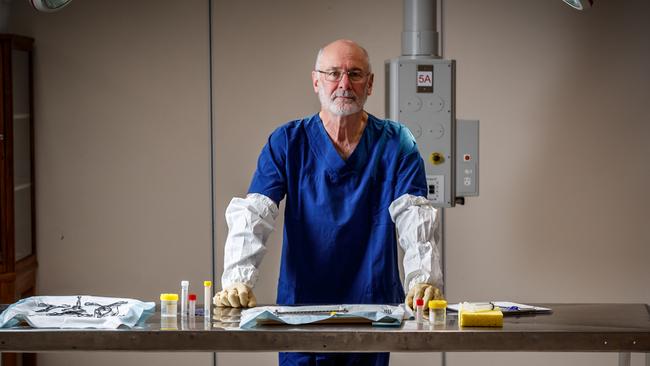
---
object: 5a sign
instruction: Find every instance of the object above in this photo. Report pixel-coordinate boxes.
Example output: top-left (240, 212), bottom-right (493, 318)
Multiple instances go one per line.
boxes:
top-left (416, 65), bottom-right (434, 93)
top-left (417, 72), bottom-right (433, 86)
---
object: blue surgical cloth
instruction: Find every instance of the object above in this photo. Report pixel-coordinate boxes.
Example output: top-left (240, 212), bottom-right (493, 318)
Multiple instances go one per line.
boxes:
top-left (249, 113), bottom-right (427, 306)
top-left (239, 304), bottom-right (405, 329)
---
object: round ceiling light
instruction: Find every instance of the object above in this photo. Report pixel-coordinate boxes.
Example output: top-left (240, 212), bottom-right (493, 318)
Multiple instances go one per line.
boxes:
top-left (562, 0), bottom-right (594, 11)
top-left (29, 0), bottom-right (72, 12)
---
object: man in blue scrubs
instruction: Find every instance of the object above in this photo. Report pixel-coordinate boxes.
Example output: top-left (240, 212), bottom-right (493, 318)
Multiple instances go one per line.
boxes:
top-left (215, 39), bottom-right (444, 366)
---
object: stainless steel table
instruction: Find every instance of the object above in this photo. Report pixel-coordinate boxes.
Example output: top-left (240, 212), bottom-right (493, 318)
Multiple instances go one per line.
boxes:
top-left (0, 304), bottom-right (648, 365)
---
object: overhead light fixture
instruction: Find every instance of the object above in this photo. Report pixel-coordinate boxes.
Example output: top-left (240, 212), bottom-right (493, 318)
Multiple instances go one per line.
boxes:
top-left (562, 0), bottom-right (594, 11)
top-left (29, 0), bottom-right (72, 12)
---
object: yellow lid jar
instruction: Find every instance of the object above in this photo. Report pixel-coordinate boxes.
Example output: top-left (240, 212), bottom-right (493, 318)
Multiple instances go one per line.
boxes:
top-left (160, 293), bottom-right (179, 317)
top-left (428, 300), bottom-right (448, 325)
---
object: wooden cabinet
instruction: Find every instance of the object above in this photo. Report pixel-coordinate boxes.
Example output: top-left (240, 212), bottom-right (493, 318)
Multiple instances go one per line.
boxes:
top-left (0, 33), bottom-right (37, 366)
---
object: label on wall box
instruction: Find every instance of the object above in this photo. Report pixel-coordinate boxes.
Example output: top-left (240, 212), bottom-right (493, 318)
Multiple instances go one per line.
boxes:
top-left (416, 65), bottom-right (433, 93)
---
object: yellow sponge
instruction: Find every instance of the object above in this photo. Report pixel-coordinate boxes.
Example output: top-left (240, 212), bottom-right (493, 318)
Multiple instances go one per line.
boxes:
top-left (459, 309), bottom-right (503, 327)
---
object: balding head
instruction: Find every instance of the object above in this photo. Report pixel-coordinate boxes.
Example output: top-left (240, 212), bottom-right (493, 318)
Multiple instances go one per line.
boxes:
top-left (315, 39), bottom-right (372, 73)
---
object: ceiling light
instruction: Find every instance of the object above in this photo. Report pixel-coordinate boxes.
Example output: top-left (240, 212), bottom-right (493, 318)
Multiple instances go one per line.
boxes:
top-left (562, 0), bottom-right (594, 11)
top-left (29, 0), bottom-right (72, 12)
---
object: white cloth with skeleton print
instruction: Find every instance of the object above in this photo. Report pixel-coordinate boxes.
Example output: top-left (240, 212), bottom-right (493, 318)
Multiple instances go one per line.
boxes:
top-left (0, 295), bottom-right (155, 329)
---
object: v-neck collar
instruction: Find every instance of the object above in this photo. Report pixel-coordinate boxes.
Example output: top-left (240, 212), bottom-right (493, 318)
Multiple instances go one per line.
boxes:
top-left (306, 113), bottom-right (374, 175)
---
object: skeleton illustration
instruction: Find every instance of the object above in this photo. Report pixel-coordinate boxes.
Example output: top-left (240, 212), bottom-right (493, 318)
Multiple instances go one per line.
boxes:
top-left (34, 296), bottom-right (128, 318)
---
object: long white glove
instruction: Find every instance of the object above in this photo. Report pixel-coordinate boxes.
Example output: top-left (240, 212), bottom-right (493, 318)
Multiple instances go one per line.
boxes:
top-left (221, 193), bottom-right (278, 293)
top-left (389, 194), bottom-right (444, 309)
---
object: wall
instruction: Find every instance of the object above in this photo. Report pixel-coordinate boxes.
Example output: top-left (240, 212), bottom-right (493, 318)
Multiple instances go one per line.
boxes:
top-left (9, 0), bottom-right (650, 365)
top-left (10, 0), bottom-right (213, 365)
top-left (445, 0), bottom-right (650, 304)
top-left (443, 1), bottom-right (650, 365)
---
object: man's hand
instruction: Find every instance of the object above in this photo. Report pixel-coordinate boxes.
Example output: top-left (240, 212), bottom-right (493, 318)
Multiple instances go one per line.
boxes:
top-left (214, 283), bottom-right (257, 308)
top-left (405, 283), bottom-right (443, 311)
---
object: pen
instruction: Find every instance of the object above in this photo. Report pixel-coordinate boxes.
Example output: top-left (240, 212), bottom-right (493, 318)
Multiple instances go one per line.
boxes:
top-left (502, 306), bottom-right (520, 311)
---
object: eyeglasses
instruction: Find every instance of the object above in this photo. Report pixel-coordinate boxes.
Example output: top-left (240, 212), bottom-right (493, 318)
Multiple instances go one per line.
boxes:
top-left (315, 69), bottom-right (370, 83)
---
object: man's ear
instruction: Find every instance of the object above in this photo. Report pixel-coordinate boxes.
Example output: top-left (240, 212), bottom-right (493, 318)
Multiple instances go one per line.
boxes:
top-left (311, 71), bottom-right (320, 94)
top-left (366, 73), bottom-right (374, 96)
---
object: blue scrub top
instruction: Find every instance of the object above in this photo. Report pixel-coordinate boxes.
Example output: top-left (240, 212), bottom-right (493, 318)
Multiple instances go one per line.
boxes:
top-left (249, 113), bottom-right (427, 305)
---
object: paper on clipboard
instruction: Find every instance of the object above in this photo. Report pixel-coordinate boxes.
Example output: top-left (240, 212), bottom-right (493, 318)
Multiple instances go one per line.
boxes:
top-left (448, 302), bottom-right (552, 315)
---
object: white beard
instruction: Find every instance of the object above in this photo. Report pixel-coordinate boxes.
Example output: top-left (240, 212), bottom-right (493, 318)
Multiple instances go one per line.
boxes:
top-left (318, 84), bottom-right (368, 116)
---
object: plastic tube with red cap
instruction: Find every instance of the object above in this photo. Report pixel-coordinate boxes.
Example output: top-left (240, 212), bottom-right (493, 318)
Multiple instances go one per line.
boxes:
top-left (188, 294), bottom-right (197, 318)
top-left (415, 298), bottom-right (424, 324)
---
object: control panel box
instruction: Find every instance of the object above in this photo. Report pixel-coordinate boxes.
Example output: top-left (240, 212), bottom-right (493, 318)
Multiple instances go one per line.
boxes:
top-left (386, 57), bottom-right (456, 207)
top-left (456, 119), bottom-right (479, 197)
